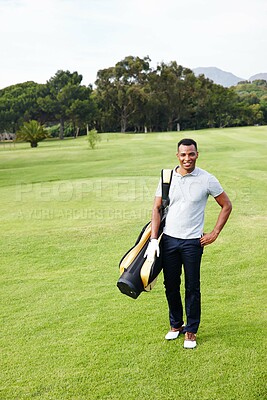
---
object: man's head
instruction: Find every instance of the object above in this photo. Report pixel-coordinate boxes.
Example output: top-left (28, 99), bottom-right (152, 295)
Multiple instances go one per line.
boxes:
top-left (177, 138), bottom-right (197, 152)
top-left (176, 138), bottom-right (198, 174)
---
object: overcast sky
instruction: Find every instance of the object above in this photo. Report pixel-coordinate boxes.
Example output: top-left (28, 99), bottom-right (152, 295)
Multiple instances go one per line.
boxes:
top-left (0, 0), bottom-right (266, 89)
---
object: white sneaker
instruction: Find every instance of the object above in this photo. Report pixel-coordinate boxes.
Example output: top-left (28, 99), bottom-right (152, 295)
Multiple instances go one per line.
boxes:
top-left (184, 332), bottom-right (197, 349)
top-left (165, 327), bottom-right (183, 340)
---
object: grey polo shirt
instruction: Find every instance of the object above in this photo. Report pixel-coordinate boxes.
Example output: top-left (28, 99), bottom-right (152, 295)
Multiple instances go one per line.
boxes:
top-left (155, 166), bottom-right (224, 239)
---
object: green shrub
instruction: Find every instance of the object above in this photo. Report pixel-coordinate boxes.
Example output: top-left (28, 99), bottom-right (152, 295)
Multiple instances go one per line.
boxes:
top-left (87, 128), bottom-right (101, 149)
top-left (16, 120), bottom-right (50, 147)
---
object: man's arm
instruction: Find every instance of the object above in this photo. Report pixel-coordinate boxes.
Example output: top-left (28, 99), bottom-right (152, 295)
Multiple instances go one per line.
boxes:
top-left (144, 196), bottom-right (162, 261)
top-left (200, 191), bottom-right (232, 247)
top-left (150, 196), bottom-right (162, 239)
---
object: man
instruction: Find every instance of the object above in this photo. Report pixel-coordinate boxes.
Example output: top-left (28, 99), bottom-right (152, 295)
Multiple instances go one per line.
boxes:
top-left (144, 138), bottom-right (232, 349)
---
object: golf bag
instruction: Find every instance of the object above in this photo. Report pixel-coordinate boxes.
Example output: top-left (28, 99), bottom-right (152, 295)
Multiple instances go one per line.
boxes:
top-left (117, 169), bottom-right (173, 299)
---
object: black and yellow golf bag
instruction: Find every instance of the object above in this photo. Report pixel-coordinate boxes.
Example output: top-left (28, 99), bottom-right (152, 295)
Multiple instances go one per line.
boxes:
top-left (117, 169), bottom-right (173, 299)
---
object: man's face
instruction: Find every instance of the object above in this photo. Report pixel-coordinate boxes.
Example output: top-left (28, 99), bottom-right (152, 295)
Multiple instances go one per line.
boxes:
top-left (176, 144), bottom-right (198, 174)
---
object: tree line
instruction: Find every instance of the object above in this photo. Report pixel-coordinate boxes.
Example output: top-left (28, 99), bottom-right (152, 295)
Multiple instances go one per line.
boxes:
top-left (0, 55), bottom-right (266, 139)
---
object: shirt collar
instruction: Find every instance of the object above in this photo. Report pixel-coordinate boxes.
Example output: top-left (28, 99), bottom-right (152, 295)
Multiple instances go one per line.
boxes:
top-left (174, 166), bottom-right (199, 177)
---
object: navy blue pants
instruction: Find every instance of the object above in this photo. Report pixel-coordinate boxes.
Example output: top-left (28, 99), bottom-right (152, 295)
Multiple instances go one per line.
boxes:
top-left (162, 234), bottom-right (204, 334)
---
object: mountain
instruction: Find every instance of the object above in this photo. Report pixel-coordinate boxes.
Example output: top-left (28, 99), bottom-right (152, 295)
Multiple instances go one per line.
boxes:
top-left (192, 67), bottom-right (244, 87)
top-left (249, 73), bottom-right (267, 82)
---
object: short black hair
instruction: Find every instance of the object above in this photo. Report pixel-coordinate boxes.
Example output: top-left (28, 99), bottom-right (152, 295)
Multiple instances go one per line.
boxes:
top-left (177, 138), bottom-right (197, 151)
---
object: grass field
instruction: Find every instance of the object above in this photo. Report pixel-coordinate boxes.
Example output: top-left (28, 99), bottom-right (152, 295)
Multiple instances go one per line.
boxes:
top-left (0, 126), bottom-right (266, 399)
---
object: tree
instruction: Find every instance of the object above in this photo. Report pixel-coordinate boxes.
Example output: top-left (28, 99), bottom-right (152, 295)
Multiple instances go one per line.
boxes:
top-left (260, 95), bottom-right (267, 123)
top-left (0, 81), bottom-right (45, 133)
top-left (66, 86), bottom-right (98, 137)
top-left (149, 62), bottom-right (197, 131)
top-left (16, 120), bottom-right (50, 147)
top-left (38, 70), bottom-right (94, 139)
top-left (95, 56), bottom-right (151, 132)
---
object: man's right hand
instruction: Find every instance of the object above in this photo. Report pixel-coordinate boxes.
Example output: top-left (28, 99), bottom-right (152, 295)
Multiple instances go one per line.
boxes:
top-left (144, 239), bottom-right (160, 262)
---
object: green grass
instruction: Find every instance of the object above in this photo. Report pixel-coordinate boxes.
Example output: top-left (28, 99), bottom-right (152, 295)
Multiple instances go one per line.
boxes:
top-left (0, 127), bottom-right (266, 399)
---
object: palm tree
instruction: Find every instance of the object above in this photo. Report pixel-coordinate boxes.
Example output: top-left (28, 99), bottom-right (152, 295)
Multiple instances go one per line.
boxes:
top-left (16, 120), bottom-right (50, 147)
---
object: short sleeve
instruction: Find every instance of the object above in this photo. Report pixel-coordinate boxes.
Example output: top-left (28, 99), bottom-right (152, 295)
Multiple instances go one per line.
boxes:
top-left (155, 178), bottom-right (162, 197)
top-left (208, 175), bottom-right (224, 197)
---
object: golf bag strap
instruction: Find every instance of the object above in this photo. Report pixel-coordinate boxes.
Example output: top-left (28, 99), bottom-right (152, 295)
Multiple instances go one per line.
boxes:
top-left (161, 169), bottom-right (173, 208)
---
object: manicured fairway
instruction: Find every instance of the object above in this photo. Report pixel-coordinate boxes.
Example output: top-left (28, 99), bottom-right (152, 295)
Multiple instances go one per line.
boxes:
top-left (0, 126), bottom-right (266, 399)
